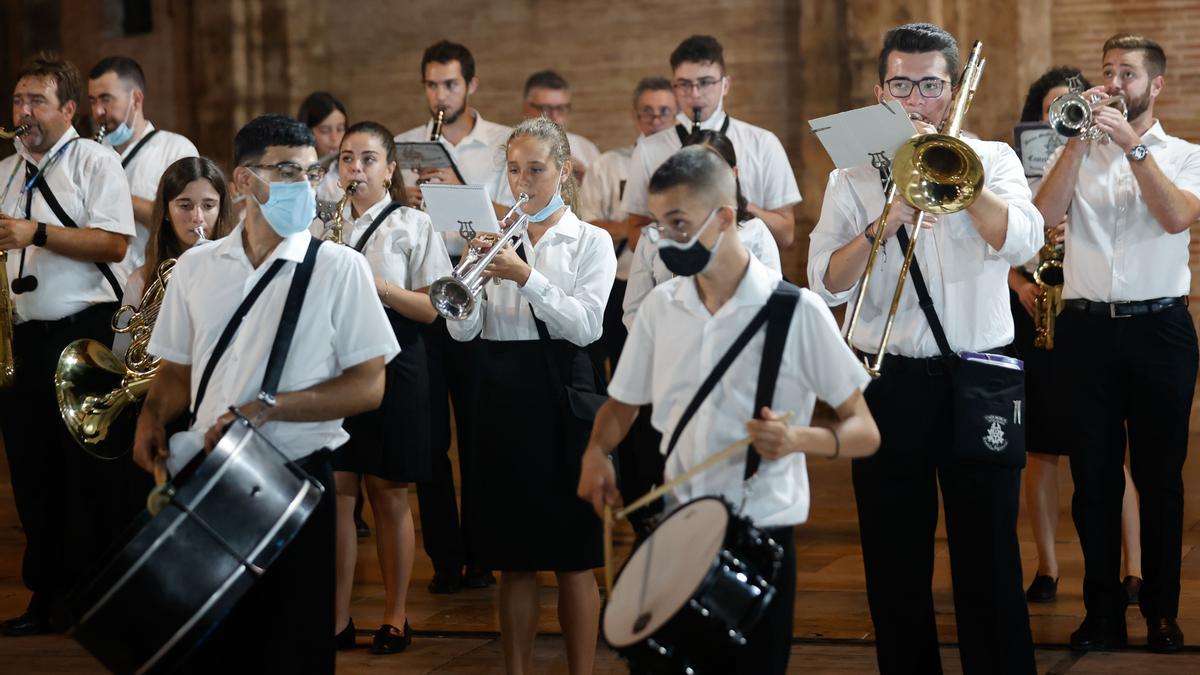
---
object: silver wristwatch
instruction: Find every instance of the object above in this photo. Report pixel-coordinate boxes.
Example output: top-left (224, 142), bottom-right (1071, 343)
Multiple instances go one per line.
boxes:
top-left (1127, 144), bottom-right (1149, 162)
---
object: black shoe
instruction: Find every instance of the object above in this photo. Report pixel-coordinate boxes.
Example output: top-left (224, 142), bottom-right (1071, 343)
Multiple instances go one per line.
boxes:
top-left (1123, 575), bottom-right (1142, 606)
top-left (355, 518), bottom-right (370, 539)
top-left (371, 620), bottom-right (411, 654)
top-left (427, 570), bottom-right (462, 594)
top-left (335, 617), bottom-right (357, 650)
top-left (1070, 615), bottom-right (1127, 652)
top-left (1026, 575), bottom-right (1058, 603)
top-left (1146, 617), bottom-right (1184, 653)
top-left (1, 610), bottom-right (52, 637)
top-left (462, 565), bottom-right (495, 589)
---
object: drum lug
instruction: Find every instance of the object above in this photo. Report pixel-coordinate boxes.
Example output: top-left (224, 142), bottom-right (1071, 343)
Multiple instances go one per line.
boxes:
top-left (728, 628), bottom-right (747, 646)
top-left (688, 598), bottom-right (711, 618)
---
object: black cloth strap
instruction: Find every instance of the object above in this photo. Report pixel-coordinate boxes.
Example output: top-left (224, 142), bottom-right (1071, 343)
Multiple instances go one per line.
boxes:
top-left (665, 280), bottom-right (801, 481)
top-left (674, 113), bottom-right (732, 145)
top-left (259, 237), bottom-right (323, 401)
top-left (894, 226), bottom-right (953, 358)
top-left (352, 201), bottom-right (404, 253)
top-left (189, 238), bottom-right (322, 423)
top-left (30, 172), bottom-right (123, 301)
top-left (120, 129), bottom-right (160, 168)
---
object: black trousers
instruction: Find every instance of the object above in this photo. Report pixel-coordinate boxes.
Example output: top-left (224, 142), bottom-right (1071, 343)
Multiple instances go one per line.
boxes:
top-left (853, 356), bottom-right (1034, 675)
top-left (0, 302), bottom-right (148, 621)
top-left (179, 450), bottom-right (336, 673)
top-left (416, 320), bottom-right (483, 574)
top-left (1056, 304), bottom-right (1198, 621)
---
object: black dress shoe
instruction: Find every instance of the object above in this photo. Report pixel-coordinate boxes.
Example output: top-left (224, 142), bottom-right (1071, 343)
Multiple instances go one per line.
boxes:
top-left (427, 570), bottom-right (462, 594)
top-left (1, 610), bottom-right (52, 637)
top-left (1123, 575), bottom-right (1142, 606)
top-left (1070, 615), bottom-right (1127, 652)
top-left (335, 617), bottom-right (357, 650)
top-left (1026, 575), bottom-right (1058, 603)
top-left (371, 620), bottom-right (411, 654)
top-left (1146, 617), bottom-right (1184, 653)
top-left (462, 565), bottom-right (495, 589)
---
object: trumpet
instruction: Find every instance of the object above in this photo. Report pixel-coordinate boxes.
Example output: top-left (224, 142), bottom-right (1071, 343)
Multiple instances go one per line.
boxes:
top-left (1048, 91), bottom-right (1127, 143)
top-left (324, 181), bottom-right (358, 245)
top-left (1033, 230), bottom-right (1064, 349)
top-left (429, 193), bottom-right (530, 320)
top-left (430, 109), bottom-right (445, 142)
top-left (55, 259), bottom-right (175, 459)
top-left (844, 41), bottom-right (987, 377)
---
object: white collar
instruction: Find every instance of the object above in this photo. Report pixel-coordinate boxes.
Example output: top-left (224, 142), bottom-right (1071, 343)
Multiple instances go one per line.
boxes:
top-left (16, 125), bottom-right (79, 168)
top-left (672, 254), bottom-right (777, 318)
top-left (674, 106), bottom-right (729, 131)
top-left (217, 220), bottom-right (312, 265)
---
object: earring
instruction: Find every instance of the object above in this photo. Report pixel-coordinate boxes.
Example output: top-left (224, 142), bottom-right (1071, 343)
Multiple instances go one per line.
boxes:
top-left (384, 179), bottom-right (392, 189)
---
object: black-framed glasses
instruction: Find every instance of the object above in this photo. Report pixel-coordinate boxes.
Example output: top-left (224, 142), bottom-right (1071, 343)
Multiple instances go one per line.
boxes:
top-left (885, 77), bottom-right (949, 99)
top-left (671, 77), bottom-right (722, 94)
top-left (636, 106), bottom-right (675, 122)
top-left (244, 161), bottom-right (326, 184)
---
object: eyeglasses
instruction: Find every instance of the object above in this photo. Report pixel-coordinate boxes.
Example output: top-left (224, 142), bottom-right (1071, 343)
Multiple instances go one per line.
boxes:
top-left (885, 77), bottom-right (949, 99)
top-left (672, 78), bottom-right (722, 94)
top-left (530, 103), bottom-right (571, 116)
top-left (244, 161), bottom-right (326, 184)
top-left (637, 106), bottom-right (675, 122)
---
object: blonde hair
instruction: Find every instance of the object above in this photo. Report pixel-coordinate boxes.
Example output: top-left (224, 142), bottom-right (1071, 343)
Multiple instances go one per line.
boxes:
top-left (505, 117), bottom-right (579, 208)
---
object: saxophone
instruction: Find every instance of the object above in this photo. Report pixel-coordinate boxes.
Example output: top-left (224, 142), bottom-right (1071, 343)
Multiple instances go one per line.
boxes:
top-left (324, 180), bottom-right (358, 245)
top-left (1033, 228), bottom-right (1064, 349)
top-left (0, 124), bottom-right (30, 388)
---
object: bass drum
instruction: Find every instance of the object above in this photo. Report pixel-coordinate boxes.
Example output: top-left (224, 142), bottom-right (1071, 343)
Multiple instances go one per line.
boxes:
top-left (603, 496), bottom-right (783, 674)
top-left (68, 416), bottom-right (324, 675)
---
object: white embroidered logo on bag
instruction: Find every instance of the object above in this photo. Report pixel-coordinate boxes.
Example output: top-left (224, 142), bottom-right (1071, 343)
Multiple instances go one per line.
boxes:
top-left (983, 415), bottom-right (1009, 452)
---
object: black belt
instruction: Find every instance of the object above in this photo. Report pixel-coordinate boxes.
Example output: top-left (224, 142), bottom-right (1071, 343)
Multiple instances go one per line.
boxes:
top-left (856, 352), bottom-right (952, 376)
top-left (1063, 296), bottom-right (1186, 318)
top-left (15, 302), bottom-right (119, 334)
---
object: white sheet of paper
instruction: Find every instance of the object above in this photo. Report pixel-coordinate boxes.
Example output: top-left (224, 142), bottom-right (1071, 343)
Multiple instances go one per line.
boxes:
top-left (395, 141), bottom-right (457, 171)
top-left (808, 100), bottom-right (917, 169)
top-left (420, 184), bottom-right (501, 236)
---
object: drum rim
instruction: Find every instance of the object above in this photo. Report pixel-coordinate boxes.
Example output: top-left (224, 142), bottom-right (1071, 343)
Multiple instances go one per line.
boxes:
top-left (602, 496), bottom-right (731, 647)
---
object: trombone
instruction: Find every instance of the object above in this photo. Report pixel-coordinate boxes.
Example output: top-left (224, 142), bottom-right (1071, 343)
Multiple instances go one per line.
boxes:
top-left (844, 41), bottom-right (987, 377)
top-left (428, 193), bottom-right (530, 320)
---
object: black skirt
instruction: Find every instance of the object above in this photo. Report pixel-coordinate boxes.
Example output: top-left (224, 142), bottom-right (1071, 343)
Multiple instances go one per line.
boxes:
top-left (472, 337), bottom-right (603, 572)
top-left (1009, 281), bottom-right (1066, 455)
top-left (332, 308), bottom-right (433, 482)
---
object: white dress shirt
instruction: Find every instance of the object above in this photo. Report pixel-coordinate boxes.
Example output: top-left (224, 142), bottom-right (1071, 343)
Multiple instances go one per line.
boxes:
top-left (308, 194), bottom-right (452, 291)
top-left (609, 255), bottom-right (870, 527)
top-left (622, 217), bottom-right (782, 330)
top-left (567, 131), bottom-right (601, 172)
top-left (0, 129), bottom-right (136, 322)
top-left (149, 224), bottom-right (400, 474)
top-left (578, 143), bottom-right (635, 280)
top-left (446, 208), bottom-right (617, 346)
top-left (117, 121), bottom-right (198, 268)
top-left (1044, 121), bottom-right (1200, 302)
top-left (621, 109), bottom-right (801, 218)
top-left (807, 138), bottom-right (1044, 358)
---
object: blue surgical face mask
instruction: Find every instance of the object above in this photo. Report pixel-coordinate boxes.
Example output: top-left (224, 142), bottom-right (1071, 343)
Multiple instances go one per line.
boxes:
top-left (523, 166), bottom-right (567, 223)
top-left (103, 104), bottom-right (135, 147)
top-left (249, 170), bottom-right (317, 237)
top-left (656, 207), bottom-right (725, 277)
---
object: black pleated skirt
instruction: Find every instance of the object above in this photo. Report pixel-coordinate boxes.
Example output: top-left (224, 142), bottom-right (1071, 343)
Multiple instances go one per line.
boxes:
top-left (332, 308), bottom-right (433, 482)
top-left (471, 338), bottom-right (603, 572)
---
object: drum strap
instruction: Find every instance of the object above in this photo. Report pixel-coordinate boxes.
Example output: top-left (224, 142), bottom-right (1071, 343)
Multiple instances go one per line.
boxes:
top-left (259, 237), bottom-right (323, 402)
top-left (189, 237), bottom-right (323, 423)
top-left (665, 280), bottom-right (800, 480)
top-left (352, 201), bottom-right (404, 253)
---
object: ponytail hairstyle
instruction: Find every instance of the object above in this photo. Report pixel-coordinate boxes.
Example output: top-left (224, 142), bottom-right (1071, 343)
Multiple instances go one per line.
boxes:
top-left (340, 120), bottom-right (408, 206)
top-left (504, 117), bottom-right (579, 209)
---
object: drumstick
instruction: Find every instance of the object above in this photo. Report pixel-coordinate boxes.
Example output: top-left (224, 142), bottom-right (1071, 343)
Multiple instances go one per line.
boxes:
top-left (614, 411), bottom-right (795, 521)
top-left (603, 505), bottom-right (614, 595)
top-left (146, 459), bottom-right (170, 516)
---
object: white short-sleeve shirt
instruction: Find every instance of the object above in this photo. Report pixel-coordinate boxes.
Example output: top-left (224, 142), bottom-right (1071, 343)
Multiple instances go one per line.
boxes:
top-left (609, 255), bottom-right (870, 527)
top-left (621, 110), bottom-right (801, 218)
top-left (118, 121), bottom-right (199, 267)
top-left (567, 131), bottom-right (601, 172)
top-left (0, 128), bottom-right (136, 322)
top-left (577, 143), bottom-right (635, 280)
top-left (446, 208), bottom-right (617, 347)
top-left (148, 224), bottom-right (400, 474)
top-left (1043, 121), bottom-right (1200, 302)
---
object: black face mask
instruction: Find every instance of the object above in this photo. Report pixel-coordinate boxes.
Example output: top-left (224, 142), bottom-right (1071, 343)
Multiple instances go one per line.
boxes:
top-left (656, 208), bottom-right (723, 277)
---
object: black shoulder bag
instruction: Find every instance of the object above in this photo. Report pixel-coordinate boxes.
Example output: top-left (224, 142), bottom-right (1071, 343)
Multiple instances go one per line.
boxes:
top-left (896, 227), bottom-right (1026, 467)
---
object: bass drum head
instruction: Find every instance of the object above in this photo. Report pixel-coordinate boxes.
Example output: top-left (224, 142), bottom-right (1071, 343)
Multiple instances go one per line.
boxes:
top-left (603, 497), bottom-right (729, 648)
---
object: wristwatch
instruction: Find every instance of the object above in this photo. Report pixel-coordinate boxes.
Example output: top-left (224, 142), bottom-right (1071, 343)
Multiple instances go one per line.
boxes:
top-left (1127, 144), bottom-right (1149, 162)
top-left (864, 225), bottom-right (878, 246)
top-left (32, 221), bottom-right (47, 247)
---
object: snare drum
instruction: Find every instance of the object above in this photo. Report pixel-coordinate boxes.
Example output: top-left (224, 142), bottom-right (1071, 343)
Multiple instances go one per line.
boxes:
top-left (603, 496), bottom-right (783, 674)
top-left (68, 416), bottom-right (324, 675)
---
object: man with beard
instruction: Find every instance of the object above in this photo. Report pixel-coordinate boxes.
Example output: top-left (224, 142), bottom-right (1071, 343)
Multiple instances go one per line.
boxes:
top-left (0, 52), bottom-right (135, 636)
top-left (393, 39), bottom-right (510, 594)
top-left (1036, 33), bottom-right (1200, 654)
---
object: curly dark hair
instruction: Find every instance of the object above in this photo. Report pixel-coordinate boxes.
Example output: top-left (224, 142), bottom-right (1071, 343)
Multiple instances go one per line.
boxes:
top-left (1020, 66), bottom-right (1091, 123)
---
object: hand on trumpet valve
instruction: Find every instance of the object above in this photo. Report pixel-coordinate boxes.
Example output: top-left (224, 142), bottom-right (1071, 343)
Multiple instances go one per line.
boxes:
top-left (475, 237), bottom-right (531, 286)
top-left (0, 216), bottom-right (37, 250)
top-left (1091, 103), bottom-right (1139, 152)
top-left (577, 446), bottom-right (621, 518)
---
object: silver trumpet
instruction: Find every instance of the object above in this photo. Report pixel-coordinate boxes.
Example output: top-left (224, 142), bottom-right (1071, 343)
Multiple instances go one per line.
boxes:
top-left (1048, 91), bottom-right (1127, 143)
top-left (429, 193), bottom-right (530, 320)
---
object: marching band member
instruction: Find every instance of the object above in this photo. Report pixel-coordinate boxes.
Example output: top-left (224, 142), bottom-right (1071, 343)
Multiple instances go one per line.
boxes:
top-left (448, 117), bottom-right (616, 675)
top-left (622, 35), bottom-right (800, 250)
top-left (1036, 34), bottom-right (1200, 654)
top-left (577, 146), bottom-right (878, 675)
top-left (297, 91), bottom-right (349, 213)
top-left (112, 156), bottom-right (233, 361)
top-left (0, 52), bottom-right (135, 637)
top-left (522, 70), bottom-right (601, 180)
top-left (321, 121), bottom-right (451, 654)
top-left (395, 39), bottom-right (512, 594)
top-left (807, 23), bottom-right (1042, 674)
top-left (133, 114), bottom-right (398, 672)
top-left (87, 56), bottom-right (199, 268)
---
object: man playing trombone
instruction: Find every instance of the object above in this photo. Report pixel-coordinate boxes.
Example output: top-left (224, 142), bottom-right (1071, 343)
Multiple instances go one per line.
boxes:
top-left (807, 23), bottom-right (1041, 674)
